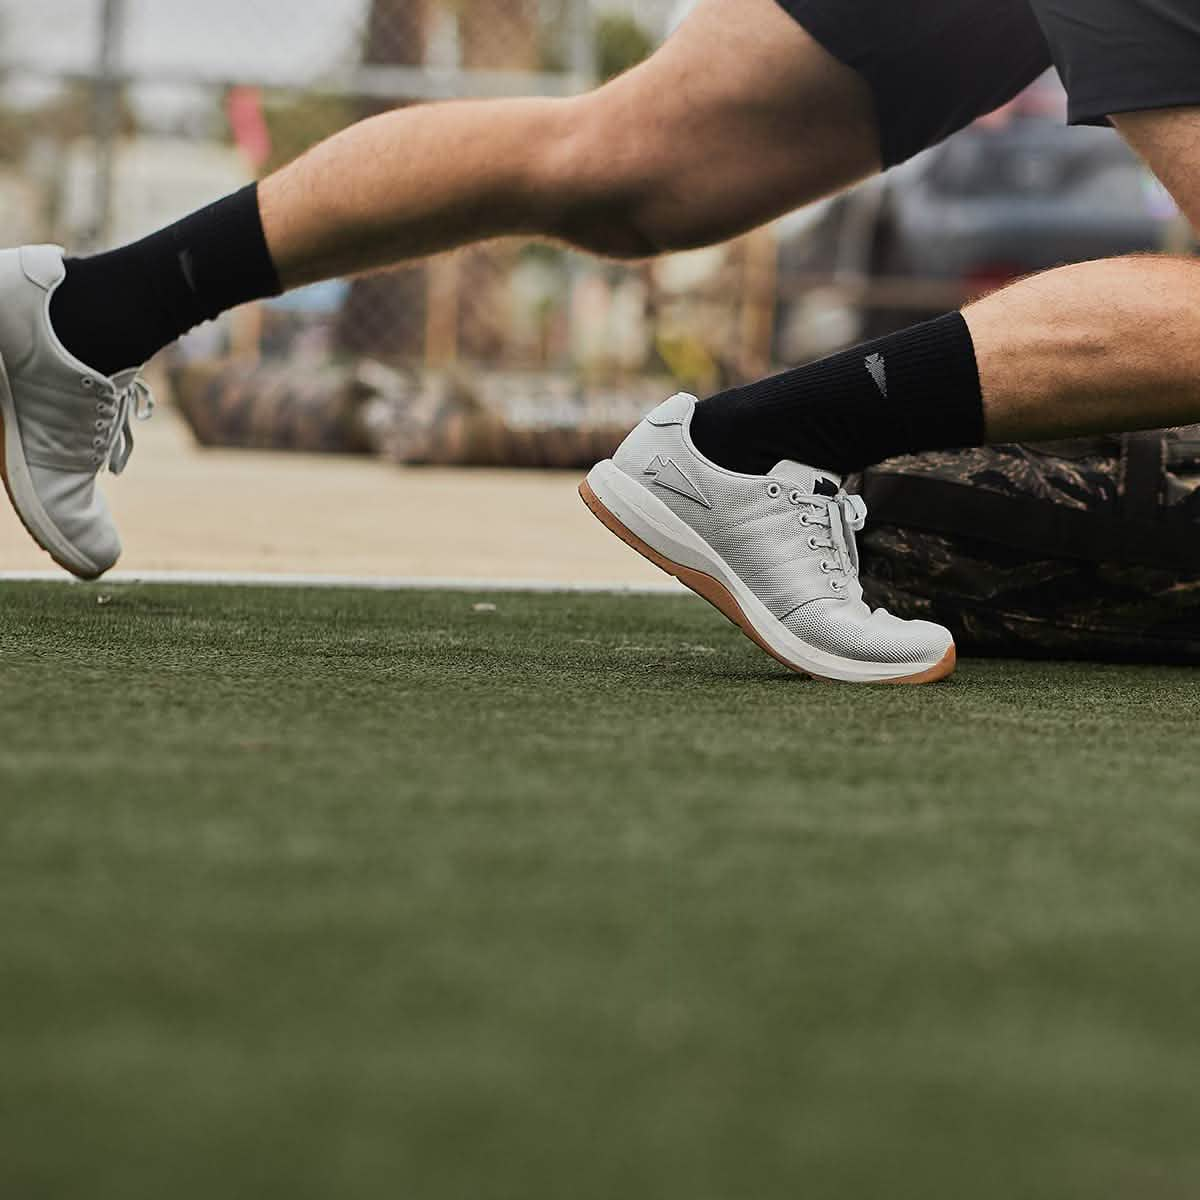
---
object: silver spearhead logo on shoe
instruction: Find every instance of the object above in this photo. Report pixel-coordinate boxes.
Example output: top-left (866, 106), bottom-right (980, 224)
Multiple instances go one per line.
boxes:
top-left (865, 353), bottom-right (888, 398)
top-left (644, 455), bottom-right (712, 508)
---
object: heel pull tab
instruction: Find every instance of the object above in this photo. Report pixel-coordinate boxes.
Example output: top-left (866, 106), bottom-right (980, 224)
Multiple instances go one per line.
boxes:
top-left (646, 392), bottom-right (698, 428)
top-left (19, 245), bottom-right (67, 293)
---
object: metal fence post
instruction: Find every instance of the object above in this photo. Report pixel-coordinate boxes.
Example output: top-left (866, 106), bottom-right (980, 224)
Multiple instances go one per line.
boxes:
top-left (92, 0), bottom-right (126, 250)
top-left (568, 0), bottom-right (593, 90)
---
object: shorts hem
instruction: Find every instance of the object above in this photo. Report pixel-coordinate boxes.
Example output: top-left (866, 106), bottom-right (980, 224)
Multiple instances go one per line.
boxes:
top-left (776, 0), bottom-right (1050, 169)
top-left (774, 0), bottom-right (896, 164)
top-left (1069, 93), bottom-right (1200, 128)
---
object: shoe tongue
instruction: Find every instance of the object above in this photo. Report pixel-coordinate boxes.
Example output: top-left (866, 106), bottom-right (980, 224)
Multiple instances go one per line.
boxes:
top-left (770, 460), bottom-right (843, 497)
top-left (110, 367), bottom-right (142, 388)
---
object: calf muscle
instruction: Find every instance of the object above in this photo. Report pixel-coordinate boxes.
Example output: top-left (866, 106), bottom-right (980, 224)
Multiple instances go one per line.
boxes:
top-left (965, 107), bottom-right (1200, 444)
top-left (967, 255), bottom-right (1200, 442)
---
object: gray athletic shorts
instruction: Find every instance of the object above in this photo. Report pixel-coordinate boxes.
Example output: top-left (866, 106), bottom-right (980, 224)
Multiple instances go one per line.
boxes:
top-left (778, 0), bottom-right (1200, 166)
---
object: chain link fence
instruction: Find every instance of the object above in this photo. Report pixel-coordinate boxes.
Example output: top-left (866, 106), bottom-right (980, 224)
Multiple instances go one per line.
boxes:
top-left (0, 0), bottom-right (783, 398)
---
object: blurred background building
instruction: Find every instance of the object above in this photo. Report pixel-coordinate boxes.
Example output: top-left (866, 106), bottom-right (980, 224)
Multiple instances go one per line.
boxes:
top-left (0, 0), bottom-right (1190, 466)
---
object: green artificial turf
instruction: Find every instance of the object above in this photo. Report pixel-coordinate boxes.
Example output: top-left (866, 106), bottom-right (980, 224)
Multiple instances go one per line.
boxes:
top-left (3, 581), bottom-right (1200, 1199)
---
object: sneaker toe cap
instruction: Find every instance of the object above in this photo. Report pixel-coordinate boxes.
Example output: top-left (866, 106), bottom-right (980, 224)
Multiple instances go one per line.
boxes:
top-left (785, 601), bottom-right (953, 666)
top-left (27, 465), bottom-right (121, 577)
top-left (902, 616), bottom-right (956, 661)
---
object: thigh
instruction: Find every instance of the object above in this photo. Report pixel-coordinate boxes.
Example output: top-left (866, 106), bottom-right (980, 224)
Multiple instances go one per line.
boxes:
top-left (782, 0), bottom-right (1052, 167)
top-left (1032, 0), bottom-right (1200, 225)
top-left (1113, 108), bottom-right (1200, 229)
top-left (578, 0), bottom-right (884, 247)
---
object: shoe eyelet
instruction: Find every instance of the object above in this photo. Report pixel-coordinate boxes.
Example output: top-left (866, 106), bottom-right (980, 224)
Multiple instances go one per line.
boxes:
top-left (820, 560), bottom-right (833, 574)
top-left (798, 513), bottom-right (812, 526)
top-left (81, 377), bottom-right (94, 390)
top-left (789, 490), bottom-right (803, 505)
top-left (830, 580), bottom-right (845, 592)
top-left (807, 537), bottom-right (819, 550)
top-left (765, 483), bottom-right (782, 499)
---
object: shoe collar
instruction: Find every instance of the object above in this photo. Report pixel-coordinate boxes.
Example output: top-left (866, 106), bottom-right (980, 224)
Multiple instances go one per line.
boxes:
top-left (769, 459), bottom-right (843, 497)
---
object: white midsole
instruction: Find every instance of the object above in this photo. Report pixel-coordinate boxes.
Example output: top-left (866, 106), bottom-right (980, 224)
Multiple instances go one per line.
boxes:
top-left (585, 459), bottom-right (943, 683)
top-left (0, 351), bottom-right (95, 577)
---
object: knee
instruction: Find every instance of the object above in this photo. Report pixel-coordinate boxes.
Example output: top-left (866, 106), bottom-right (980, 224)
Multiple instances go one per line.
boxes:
top-left (535, 92), bottom-right (707, 259)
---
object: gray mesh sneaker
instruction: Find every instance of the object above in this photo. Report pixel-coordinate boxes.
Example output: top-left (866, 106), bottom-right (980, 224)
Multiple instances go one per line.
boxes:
top-left (0, 245), bottom-right (153, 580)
top-left (581, 393), bottom-right (955, 684)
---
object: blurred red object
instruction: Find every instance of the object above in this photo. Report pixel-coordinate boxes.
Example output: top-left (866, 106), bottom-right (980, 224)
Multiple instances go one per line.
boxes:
top-left (977, 73), bottom-right (1069, 130)
top-left (227, 86), bottom-right (272, 171)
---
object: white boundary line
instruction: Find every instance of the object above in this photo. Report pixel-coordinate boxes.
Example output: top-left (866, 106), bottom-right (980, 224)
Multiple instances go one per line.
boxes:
top-left (0, 569), bottom-right (689, 596)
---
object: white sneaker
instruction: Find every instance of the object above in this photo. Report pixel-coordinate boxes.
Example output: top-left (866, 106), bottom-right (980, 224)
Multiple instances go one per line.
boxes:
top-left (581, 393), bottom-right (956, 684)
top-left (0, 245), bottom-right (153, 580)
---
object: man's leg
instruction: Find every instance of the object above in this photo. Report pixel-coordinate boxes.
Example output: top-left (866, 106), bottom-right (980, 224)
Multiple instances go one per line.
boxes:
top-left (260, 0), bottom-right (881, 285)
top-left (49, 0), bottom-right (880, 377)
top-left (959, 1), bottom-right (1200, 443)
top-left (690, 0), bottom-right (1200, 474)
top-left (967, 109), bottom-right (1200, 444)
top-left (586, 230), bottom-right (1200, 686)
top-left (691, 97), bottom-right (1200, 473)
top-left (0, 0), bottom-right (1045, 690)
top-left (1111, 107), bottom-right (1200, 229)
top-left (692, 242), bottom-right (1200, 478)
top-left (0, 0), bottom-right (883, 582)
top-left (582, 6), bottom-right (1200, 684)
top-left (970, 250), bottom-right (1200, 444)
top-left (589, 91), bottom-right (1200, 685)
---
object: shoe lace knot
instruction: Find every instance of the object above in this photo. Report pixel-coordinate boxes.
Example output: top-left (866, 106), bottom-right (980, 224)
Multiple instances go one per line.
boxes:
top-left (93, 375), bottom-right (155, 476)
top-left (792, 487), bottom-right (868, 578)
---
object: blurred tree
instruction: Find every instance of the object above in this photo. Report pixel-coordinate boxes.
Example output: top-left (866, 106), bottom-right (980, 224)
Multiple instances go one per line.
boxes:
top-left (361, 0), bottom-right (430, 67)
top-left (336, 0), bottom-right (431, 361)
top-left (459, 0), bottom-right (538, 70)
top-left (595, 13), bottom-right (654, 82)
top-left (259, 93), bottom-right (357, 177)
top-left (0, 104), bottom-right (29, 169)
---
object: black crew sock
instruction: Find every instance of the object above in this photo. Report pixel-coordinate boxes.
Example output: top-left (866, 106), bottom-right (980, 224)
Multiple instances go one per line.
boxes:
top-left (689, 312), bottom-right (985, 477)
top-left (49, 183), bottom-right (282, 376)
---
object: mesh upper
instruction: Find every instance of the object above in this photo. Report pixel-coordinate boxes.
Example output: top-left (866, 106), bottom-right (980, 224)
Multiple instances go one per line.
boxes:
top-left (781, 599), bottom-right (947, 665)
top-left (612, 395), bottom-right (952, 666)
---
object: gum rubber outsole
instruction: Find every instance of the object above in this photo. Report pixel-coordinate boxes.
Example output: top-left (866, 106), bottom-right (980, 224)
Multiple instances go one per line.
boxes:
top-left (579, 478), bottom-right (956, 686)
top-left (0, 402), bottom-right (102, 581)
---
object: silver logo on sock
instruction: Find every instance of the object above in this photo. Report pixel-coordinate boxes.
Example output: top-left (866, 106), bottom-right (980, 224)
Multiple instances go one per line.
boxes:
top-left (865, 353), bottom-right (889, 398)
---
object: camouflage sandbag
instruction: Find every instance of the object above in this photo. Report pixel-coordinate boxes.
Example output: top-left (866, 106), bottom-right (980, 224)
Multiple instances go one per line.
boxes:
top-left (850, 429), bottom-right (1200, 662)
top-left (170, 360), bottom-right (376, 454)
top-left (364, 367), bottom-right (665, 469)
top-left (170, 358), bottom-right (657, 467)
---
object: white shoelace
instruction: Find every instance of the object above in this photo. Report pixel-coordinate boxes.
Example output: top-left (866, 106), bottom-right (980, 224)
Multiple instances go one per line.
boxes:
top-left (93, 376), bottom-right (155, 475)
top-left (797, 490), bottom-right (868, 577)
